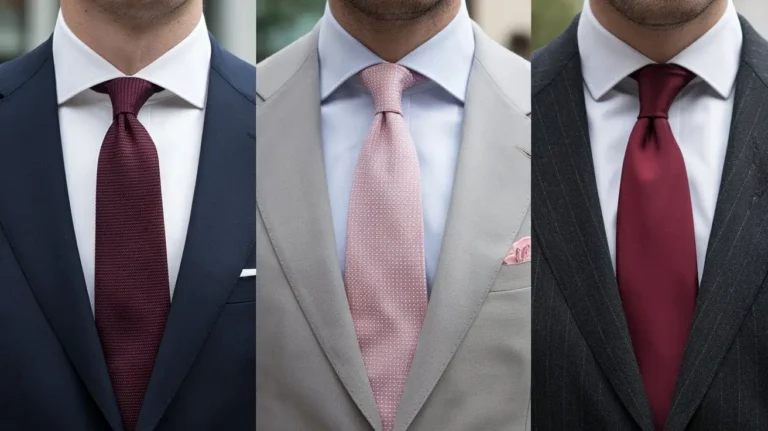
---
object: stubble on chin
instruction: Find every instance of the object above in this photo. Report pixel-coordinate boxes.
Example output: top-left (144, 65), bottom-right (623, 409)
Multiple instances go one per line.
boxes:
top-left (606, 0), bottom-right (718, 29)
top-left (344, 0), bottom-right (449, 23)
top-left (88, 0), bottom-right (192, 26)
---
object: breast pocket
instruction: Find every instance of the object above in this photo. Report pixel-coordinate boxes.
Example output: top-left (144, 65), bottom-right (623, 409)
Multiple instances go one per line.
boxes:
top-left (489, 261), bottom-right (531, 292)
top-left (226, 272), bottom-right (256, 304)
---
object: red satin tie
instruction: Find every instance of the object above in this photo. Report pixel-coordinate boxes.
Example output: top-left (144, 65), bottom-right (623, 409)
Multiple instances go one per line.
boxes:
top-left (616, 64), bottom-right (698, 430)
top-left (93, 78), bottom-right (169, 431)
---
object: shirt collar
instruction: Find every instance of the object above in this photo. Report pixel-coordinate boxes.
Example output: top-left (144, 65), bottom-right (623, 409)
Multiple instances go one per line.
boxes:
top-left (317, 0), bottom-right (475, 102)
top-left (52, 10), bottom-right (211, 108)
top-left (577, 0), bottom-right (742, 100)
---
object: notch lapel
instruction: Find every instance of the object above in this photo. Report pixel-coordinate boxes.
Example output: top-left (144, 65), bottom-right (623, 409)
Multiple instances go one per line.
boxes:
top-left (665, 19), bottom-right (768, 431)
top-left (0, 42), bottom-right (123, 430)
top-left (136, 40), bottom-right (256, 430)
top-left (255, 30), bottom-right (382, 430)
top-left (531, 20), bottom-right (654, 431)
top-left (394, 28), bottom-right (531, 431)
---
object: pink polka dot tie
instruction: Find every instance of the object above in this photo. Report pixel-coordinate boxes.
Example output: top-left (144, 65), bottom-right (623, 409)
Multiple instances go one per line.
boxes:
top-left (344, 63), bottom-right (428, 431)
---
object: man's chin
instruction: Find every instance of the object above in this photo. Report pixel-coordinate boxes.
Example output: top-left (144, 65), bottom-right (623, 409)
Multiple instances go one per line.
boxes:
top-left (607, 0), bottom-right (718, 29)
top-left (345, 0), bottom-right (448, 22)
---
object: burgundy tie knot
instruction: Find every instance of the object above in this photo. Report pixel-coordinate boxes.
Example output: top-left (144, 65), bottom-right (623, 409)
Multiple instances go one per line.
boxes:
top-left (360, 63), bottom-right (425, 114)
top-left (632, 64), bottom-right (695, 119)
top-left (93, 77), bottom-right (162, 116)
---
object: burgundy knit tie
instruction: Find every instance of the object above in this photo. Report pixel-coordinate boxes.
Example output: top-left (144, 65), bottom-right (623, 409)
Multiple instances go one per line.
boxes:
top-left (616, 64), bottom-right (698, 430)
top-left (93, 78), bottom-right (169, 431)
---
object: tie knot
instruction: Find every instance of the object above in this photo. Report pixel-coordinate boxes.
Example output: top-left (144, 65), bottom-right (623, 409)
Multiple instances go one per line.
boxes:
top-left (360, 63), bottom-right (425, 114)
top-left (632, 64), bottom-right (695, 119)
top-left (93, 78), bottom-right (162, 116)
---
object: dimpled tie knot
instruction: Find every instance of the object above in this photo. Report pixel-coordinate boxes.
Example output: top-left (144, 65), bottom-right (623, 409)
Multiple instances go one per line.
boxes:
top-left (632, 64), bottom-right (695, 119)
top-left (346, 63), bottom-right (427, 431)
top-left (93, 77), bottom-right (168, 431)
top-left (360, 63), bottom-right (425, 114)
top-left (93, 77), bottom-right (162, 116)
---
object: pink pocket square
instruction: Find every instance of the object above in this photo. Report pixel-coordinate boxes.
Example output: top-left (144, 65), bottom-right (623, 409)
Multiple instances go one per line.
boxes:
top-left (503, 236), bottom-right (531, 265)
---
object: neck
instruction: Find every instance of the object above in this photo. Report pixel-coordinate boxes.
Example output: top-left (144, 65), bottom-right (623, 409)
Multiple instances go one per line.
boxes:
top-left (329, 0), bottom-right (460, 63)
top-left (590, 0), bottom-right (727, 63)
top-left (61, 0), bottom-right (203, 75)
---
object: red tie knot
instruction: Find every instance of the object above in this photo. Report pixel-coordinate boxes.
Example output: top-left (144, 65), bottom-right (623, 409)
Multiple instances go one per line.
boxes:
top-left (93, 77), bottom-right (162, 117)
top-left (360, 63), bottom-right (425, 114)
top-left (632, 64), bottom-right (695, 119)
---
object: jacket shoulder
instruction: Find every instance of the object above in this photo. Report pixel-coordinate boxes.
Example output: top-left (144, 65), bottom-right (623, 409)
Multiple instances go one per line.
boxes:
top-left (256, 29), bottom-right (317, 103)
top-left (211, 41), bottom-right (256, 105)
top-left (0, 40), bottom-right (53, 100)
top-left (532, 15), bottom-right (581, 96)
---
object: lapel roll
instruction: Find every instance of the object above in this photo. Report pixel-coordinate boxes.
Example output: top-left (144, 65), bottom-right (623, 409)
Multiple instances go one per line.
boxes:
top-left (393, 24), bottom-right (531, 431)
top-left (665, 17), bottom-right (768, 431)
top-left (0, 41), bottom-right (124, 431)
top-left (256, 26), bottom-right (383, 431)
top-left (531, 16), bottom-right (655, 431)
top-left (136, 37), bottom-right (256, 431)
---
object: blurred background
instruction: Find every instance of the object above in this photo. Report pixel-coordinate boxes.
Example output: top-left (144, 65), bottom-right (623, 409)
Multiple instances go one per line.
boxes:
top-left (0, 0), bottom-right (256, 64)
top-left (257, 0), bottom-right (532, 61)
top-left (532, 0), bottom-right (768, 50)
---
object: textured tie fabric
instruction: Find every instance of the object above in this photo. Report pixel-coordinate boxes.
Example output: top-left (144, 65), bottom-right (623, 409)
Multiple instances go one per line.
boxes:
top-left (616, 64), bottom-right (698, 430)
top-left (344, 63), bottom-right (428, 431)
top-left (93, 78), bottom-right (169, 431)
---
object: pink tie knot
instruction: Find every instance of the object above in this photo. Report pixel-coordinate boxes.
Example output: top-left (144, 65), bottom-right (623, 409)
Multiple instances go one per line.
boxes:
top-left (93, 77), bottom-right (162, 117)
top-left (360, 63), bottom-right (425, 114)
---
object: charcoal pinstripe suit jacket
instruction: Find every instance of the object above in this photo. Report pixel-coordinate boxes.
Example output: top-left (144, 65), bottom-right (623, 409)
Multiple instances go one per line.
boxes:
top-left (532, 15), bottom-right (768, 431)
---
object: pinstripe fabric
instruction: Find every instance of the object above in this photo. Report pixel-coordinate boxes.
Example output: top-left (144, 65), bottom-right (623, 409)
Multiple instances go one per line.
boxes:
top-left (532, 15), bottom-right (768, 431)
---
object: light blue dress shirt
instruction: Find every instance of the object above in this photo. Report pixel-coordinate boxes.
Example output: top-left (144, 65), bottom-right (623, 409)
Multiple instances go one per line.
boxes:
top-left (318, 1), bottom-right (475, 289)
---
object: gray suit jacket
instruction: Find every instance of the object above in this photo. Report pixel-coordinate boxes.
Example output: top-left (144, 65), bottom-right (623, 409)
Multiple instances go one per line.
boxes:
top-left (532, 15), bottom-right (768, 431)
top-left (256, 22), bottom-right (531, 431)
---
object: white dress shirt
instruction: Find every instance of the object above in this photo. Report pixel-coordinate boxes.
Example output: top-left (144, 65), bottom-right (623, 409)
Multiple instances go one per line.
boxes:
top-left (578, 0), bottom-right (743, 282)
top-left (53, 11), bottom-right (211, 311)
top-left (318, 2), bottom-right (475, 287)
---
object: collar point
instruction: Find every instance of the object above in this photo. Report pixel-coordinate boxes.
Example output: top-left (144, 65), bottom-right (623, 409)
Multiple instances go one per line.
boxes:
top-left (583, 79), bottom-right (610, 102)
top-left (710, 79), bottom-right (736, 100)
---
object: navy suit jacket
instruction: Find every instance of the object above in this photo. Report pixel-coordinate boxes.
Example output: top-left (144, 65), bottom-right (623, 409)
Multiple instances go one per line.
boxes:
top-left (0, 36), bottom-right (255, 431)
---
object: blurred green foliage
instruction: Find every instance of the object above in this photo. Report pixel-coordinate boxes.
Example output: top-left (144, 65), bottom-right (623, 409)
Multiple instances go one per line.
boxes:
top-left (532, 0), bottom-right (581, 50)
top-left (257, 0), bottom-right (325, 62)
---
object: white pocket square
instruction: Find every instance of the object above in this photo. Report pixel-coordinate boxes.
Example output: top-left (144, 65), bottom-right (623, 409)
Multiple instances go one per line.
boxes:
top-left (240, 268), bottom-right (256, 277)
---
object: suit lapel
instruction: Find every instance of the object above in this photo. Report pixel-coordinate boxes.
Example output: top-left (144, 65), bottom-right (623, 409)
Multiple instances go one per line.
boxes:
top-left (0, 41), bottom-right (123, 430)
top-left (394, 27), bottom-right (531, 431)
top-left (532, 19), bottom-right (654, 431)
top-left (255, 30), bottom-right (383, 430)
top-left (665, 19), bottom-right (768, 431)
top-left (136, 39), bottom-right (256, 430)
